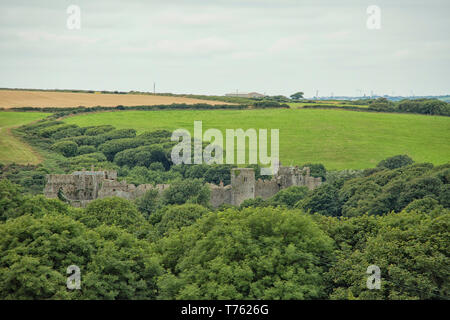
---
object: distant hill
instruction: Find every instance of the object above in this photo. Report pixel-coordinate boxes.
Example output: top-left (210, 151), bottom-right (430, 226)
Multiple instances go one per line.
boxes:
top-left (314, 95), bottom-right (450, 102)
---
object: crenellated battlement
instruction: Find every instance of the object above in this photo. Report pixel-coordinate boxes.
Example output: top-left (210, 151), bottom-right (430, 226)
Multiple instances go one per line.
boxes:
top-left (44, 169), bottom-right (165, 207)
top-left (44, 165), bottom-right (322, 208)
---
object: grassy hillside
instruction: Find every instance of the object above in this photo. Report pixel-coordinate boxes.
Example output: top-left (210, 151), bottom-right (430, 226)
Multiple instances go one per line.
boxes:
top-left (0, 112), bottom-right (51, 164)
top-left (63, 109), bottom-right (450, 170)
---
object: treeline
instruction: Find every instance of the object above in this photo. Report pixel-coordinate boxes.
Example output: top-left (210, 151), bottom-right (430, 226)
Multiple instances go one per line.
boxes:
top-left (239, 155), bottom-right (449, 217)
top-left (368, 98), bottom-right (450, 115)
top-left (302, 104), bottom-right (365, 111)
top-left (0, 154), bottom-right (448, 299)
top-left (303, 98), bottom-right (450, 116)
top-left (1, 101), bottom-right (290, 117)
top-left (168, 93), bottom-right (296, 105)
top-left (6, 103), bottom-right (246, 116)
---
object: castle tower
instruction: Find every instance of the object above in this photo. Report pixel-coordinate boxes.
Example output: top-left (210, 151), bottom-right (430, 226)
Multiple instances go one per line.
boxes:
top-left (276, 166), bottom-right (295, 188)
top-left (231, 168), bottom-right (255, 206)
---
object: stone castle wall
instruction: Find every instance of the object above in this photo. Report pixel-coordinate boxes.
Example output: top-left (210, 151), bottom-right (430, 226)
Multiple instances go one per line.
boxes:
top-left (44, 166), bottom-right (322, 208)
top-left (209, 183), bottom-right (232, 208)
top-left (255, 179), bottom-right (279, 200)
top-left (231, 168), bottom-right (256, 207)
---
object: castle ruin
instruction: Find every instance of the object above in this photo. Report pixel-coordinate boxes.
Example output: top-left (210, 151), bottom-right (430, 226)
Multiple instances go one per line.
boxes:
top-left (44, 166), bottom-right (321, 208)
top-left (209, 166), bottom-right (321, 207)
top-left (44, 169), bottom-right (169, 208)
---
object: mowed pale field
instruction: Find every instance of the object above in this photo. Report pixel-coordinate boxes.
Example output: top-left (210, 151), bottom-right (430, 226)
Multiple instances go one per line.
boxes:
top-left (64, 109), bottom-right (450, 170)
top-left (0, 90), bottom-right (230, 109)
top-left (0, 112), bottom-right (51, 164)
top-left (287, 100), bottom-right (369, 108)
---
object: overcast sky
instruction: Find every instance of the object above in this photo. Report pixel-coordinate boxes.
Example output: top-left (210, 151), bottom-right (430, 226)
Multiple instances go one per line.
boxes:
top-left (0, 0), bottom-right (449, 97)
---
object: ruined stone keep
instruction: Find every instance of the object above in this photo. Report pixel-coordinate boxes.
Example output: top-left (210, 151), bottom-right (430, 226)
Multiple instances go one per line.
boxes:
top-left (44, 166), bottom-right (321, 208)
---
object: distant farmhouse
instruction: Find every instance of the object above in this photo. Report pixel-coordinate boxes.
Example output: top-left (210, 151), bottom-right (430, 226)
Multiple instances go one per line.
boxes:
top-left (225, 92), bottom-right (266, 99)
top-left (44, 166), bottom-right (321, 208)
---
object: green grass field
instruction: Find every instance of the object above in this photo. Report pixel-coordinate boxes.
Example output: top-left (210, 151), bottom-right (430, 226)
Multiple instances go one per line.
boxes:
top-left (0, 111), bottom-right (51, 165)
top-left (64, 109), bottom-right (450, 170)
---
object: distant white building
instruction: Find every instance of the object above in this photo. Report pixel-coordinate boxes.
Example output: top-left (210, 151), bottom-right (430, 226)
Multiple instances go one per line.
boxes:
top-left (225, 92), bottom-right (266, 98)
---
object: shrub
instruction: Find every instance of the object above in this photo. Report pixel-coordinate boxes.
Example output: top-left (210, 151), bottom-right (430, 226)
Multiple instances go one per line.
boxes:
top-left (68, 135), bottom-right (107, 147)
top-left (67, 152), bottom-right (107, 166)
top-left (113, 144), bottom-right (169, 168)
top-left (302, 163), bottom-right (326, 180)
top-left (149, 162), bottom-right (165, 171)
top-left (239, 197), bottom-right (267, 209)
top-left (51, 127), bottom-right (84, 140)
top-left (125, 166), bottom-right (182, 186)
top-left (377, 154), bottom-right (414, 170)
top-left (77, 145), bottom-right (97, 155)
top-left (38, 124), bottom-right (78, 138)
top-left (101, 128), bottom-right (136, 141)
top-left (162, 179), bottom-right (210, 207)
top-left (269, 186), bottom-right (309, 208)
top-left (138, 129), bottom-right (172, 141)
top-left (51, 141), bottom-right (78, 157)
top-left (84, 125), bottom-right (115, 136)
top-left (99, 138), bottom-right (145, 161)
top-left (135, 189), bottom-right (160, 220)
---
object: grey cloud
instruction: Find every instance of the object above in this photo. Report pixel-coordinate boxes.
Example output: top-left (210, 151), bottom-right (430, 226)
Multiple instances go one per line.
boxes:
top-left (0, 0), bottom-right (448, 96)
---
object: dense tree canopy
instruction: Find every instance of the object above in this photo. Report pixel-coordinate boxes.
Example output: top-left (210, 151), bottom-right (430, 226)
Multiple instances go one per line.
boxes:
top-left (162, 178), bottom-right (210, 207)
top-left (0, 214), bottom-right (162, 300)
top-left (155, 204), bottom-right (209, 236)
top-left (0, 179), bottom-right (24, 221)
top-left (0, 173), bottom-right (448, 300)
top-left (268, 186), bottom-right (308, 208)
top-left (74, 197), bottom-right (155, 240)
top-left (154, 207), bottom-right (334, 299)
top-left (323, 210), bottom-right (450, 299)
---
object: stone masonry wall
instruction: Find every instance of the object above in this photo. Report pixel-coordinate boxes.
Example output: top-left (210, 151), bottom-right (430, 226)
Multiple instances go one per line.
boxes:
top-left (44, 166), bottom-right (322, 208)
top-left (231, 168), bottom-right (256, 206)
top-left (255, 179), bottom-right (280, 200)
top-left (209, 183), bottom-right (232, 208)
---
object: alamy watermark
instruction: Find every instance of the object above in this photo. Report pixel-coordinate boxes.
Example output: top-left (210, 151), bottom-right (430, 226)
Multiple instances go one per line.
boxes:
top-left (67, 265), bottom-right (81, 290)
top-left (366, 5), bottom-right (381, 30)
top-left (171, 121), bottom-right (279, 175)
top-left (366, 265), bottom-right (381, 290)
top-left (67, 5), bottom-right (81, 30)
